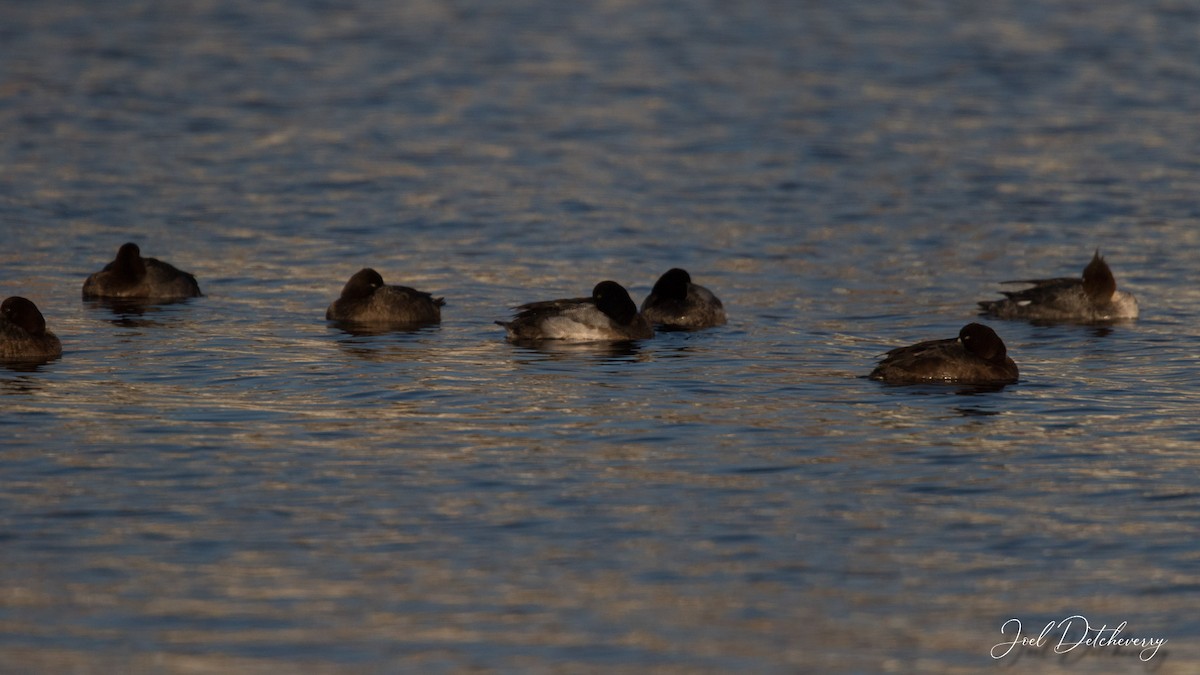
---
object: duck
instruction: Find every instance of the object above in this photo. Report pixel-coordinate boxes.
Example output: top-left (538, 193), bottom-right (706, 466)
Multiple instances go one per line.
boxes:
top-left (326, 268), bottom-right (444, 325)
top-left (0, 296), bottom-right (63, 360)
top-left (639, 268), bottom-right (726, 330)
top-left (497, 280), bottom-right (654, 341)
top-left (870, 323), bottom-right (1018, 384)
top-left (978, 250), bottom-right (1138, 322)
top-left (82, 242), bottom-right (202, 300)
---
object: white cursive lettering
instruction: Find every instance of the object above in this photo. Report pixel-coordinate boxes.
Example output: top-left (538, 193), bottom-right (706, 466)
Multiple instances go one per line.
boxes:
top-left (990, 618), bottom-right (1055, 659)
top-left (992, 615), bottom-right (1167, 663)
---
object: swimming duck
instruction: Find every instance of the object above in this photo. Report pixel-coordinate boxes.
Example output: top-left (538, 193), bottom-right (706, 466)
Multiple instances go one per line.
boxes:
top-left (326, 268), bottom-right (444, 325)
top-left (870, 323), bottom-right (1018, 384)
top-left (978, 251), bottom-right (1138, 322)
top-left (82, 242), bottom-right (202, 300)
top-left (0, 296), bottom-right (62, 360)
top-left (498, 280), bottom-right (654, 341)
top-left (640, 268), bottom-right (727, 330)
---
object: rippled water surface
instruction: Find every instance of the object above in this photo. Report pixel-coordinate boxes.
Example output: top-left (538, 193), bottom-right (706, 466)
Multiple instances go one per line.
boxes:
top-left (3, 1), bottom-right (1200, 672)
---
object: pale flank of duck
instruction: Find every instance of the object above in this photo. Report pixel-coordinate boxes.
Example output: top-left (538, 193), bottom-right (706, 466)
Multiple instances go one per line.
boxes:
top-left (0, 296), bottom-right (63, 360)
top-left (82, 242), bottom-right (202, 300)
top-left (870, 323), bottom-right (1018, 385)
top-left (640, 268), bottom-right (727, 330)
top-left (326, 268), bottom-right (443, 325)
top-left (498, 281), bottom-right (654, 341)
top-left (978, 250), bottom-right (1138, 322)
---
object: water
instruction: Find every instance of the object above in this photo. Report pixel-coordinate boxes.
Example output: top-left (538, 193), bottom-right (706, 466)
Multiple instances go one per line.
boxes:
top-left (2, 1), bottom-right (1199, 672)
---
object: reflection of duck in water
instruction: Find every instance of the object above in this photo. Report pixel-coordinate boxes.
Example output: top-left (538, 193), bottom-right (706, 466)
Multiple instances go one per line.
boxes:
top-left (870, 323), bottom-right (1017, 385)
top-left (326, 268), bottom-right (443, 327)
top-left (83, 242), bottom-right (202, 300)
top-left (978, 251), bottom-right (1138, 322)
top-left (0, 297), bottom-right (62, 361)
top-left (639, 268), bottom-right (726, 330)
top-left (498, 281), bottom-right (653, 341)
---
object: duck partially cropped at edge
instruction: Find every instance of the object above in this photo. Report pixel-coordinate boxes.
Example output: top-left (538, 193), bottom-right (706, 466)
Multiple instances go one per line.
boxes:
top-left (82, 242), bottom-right (202, 300)
top-left (640, 268), bottom-right (726, 330)
top-left (326, 268), bottom-right (444, 326)
top-left (978, 250), bottom-right (1138, 322)
top-left (497, 280), bottom-right (654, 341)
top-left (869, 323), bottom-right (1018, 385)
top-left (0, 296), bottom-right (62, 360)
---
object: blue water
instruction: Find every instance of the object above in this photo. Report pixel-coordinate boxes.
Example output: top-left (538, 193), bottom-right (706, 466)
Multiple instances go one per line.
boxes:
top-left (3, 1), bottom-right (1199, 672)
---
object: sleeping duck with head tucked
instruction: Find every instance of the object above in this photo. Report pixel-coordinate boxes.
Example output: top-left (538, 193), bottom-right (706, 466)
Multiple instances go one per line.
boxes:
top-left (0, 296), bottom-right (62, 361)
top-left (978, 250), bottom-right (1138, 323)
top-left (498, 281), bottom-right (653, 342)
top-left (326, 268), bottom-right (444, 327)
top-left (83, 242), bottom-right (202, 300)
top-left (639, 268), bottom-right (726, 330)
top-left (870, 323), bottom-right (1018, 385)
